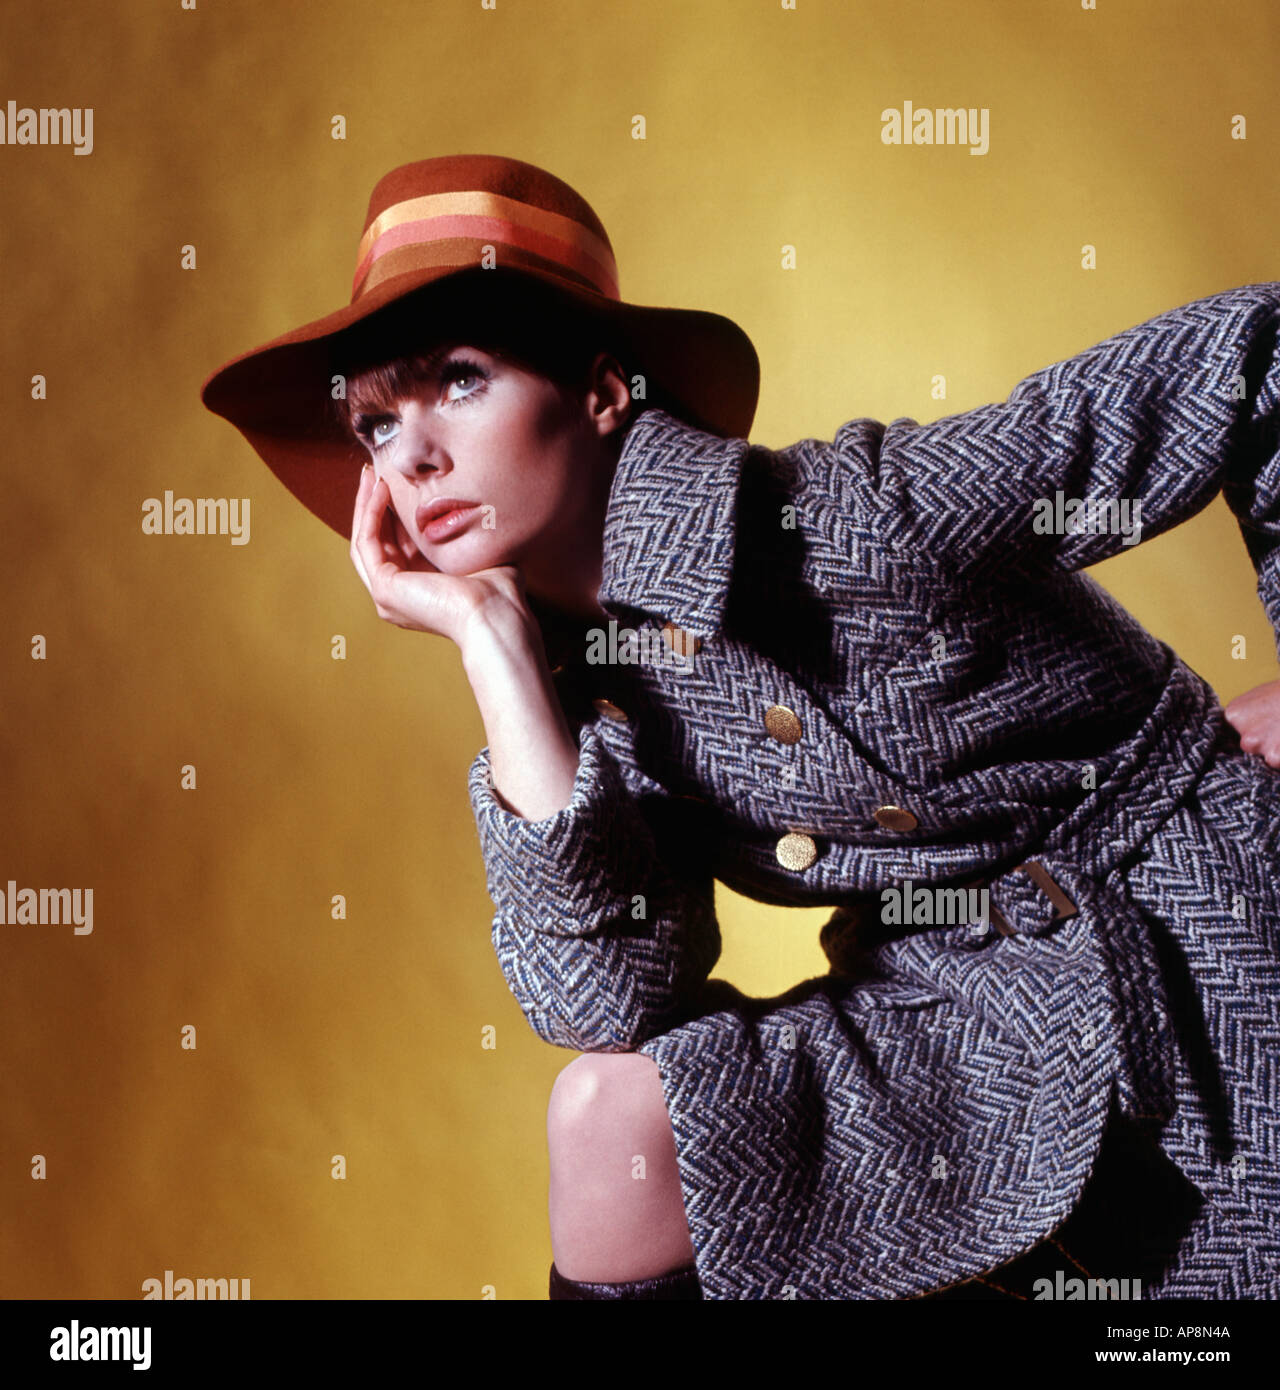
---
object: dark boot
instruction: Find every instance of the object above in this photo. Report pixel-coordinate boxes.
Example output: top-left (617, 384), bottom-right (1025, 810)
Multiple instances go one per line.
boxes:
top-left (549, 1260), bottom-right (703, 1299)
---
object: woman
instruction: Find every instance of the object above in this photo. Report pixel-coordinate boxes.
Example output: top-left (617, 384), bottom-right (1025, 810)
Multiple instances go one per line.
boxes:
top-left (202, 154), bottom-right (1280, 1300)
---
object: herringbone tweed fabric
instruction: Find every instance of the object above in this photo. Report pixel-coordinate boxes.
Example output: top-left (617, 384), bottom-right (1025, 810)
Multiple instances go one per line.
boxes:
top-left (468, 283), bottom-right (1280, 1298)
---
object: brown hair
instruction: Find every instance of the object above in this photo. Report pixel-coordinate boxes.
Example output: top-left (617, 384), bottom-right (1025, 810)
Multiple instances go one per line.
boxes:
top-left (326, 270), bottom-right (681, 440)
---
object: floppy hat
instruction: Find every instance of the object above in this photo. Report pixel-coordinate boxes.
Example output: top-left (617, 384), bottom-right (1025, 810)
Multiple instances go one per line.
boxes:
top-left (200, 153), bottom-right (761, 539)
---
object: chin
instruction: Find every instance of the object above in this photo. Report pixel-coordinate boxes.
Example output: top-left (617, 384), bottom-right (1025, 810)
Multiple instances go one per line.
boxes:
top-left (424, 543), bottom-right (499, 574)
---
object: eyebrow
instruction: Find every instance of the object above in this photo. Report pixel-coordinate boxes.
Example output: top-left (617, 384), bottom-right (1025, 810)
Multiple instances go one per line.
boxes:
top-left (412, 344), bottom-right (461, 373)
top-left (413, 342), bottom-right (493, 371)
top-left (348, 344), bottom-right (484, 425)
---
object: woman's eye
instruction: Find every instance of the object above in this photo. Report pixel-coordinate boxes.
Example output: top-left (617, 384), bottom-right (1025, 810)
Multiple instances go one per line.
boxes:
top-left (370, 419), bottom-right (399, 446)
top-left (441, 358), bottom-right (490, 404)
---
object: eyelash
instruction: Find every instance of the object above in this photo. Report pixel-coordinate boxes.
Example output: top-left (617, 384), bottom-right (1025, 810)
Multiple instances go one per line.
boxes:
top-left (355, 357), bottom-right (491, 449)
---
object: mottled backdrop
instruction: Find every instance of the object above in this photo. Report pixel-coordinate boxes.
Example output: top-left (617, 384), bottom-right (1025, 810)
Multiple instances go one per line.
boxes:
top-left (1, 0), bottom-right (1276, 1300)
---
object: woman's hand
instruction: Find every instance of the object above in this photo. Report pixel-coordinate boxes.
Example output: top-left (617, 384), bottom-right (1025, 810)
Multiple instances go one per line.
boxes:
top-left (1224, 678), bottom-right (1280, 769)
top-left (349, 464), bottom-right (531, 652)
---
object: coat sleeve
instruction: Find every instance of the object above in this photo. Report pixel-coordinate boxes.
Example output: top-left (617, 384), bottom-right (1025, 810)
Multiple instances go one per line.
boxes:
top-left (466, 719), bottom-right (722, 1052)
top-left (835, 282), bottom-right (1280, 649)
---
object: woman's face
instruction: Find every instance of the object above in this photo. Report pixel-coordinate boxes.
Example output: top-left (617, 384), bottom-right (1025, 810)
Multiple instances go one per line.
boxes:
top-left (348, 341), bottom-right (623, 583)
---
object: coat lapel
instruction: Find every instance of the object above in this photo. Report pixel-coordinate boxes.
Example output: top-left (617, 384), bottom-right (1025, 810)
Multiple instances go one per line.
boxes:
top-left (530, 405), bottom-right (751, 668)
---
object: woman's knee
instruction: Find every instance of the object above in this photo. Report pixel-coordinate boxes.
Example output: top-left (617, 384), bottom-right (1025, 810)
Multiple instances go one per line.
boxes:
top-left (546, 1051), bottom-right (672, 1162)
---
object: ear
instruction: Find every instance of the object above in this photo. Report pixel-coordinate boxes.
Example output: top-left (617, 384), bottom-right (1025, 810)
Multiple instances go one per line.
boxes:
top-left (584, 350), bottom-right (633, 433)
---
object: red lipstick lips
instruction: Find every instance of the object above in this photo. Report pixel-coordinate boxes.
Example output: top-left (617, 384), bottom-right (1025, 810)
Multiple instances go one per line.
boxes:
top-left (416, 497), bottom-right (482, 543)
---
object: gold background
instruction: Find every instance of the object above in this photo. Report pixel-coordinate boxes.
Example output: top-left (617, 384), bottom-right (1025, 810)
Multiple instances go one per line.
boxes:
top-left (1, 0), bottom-right (1276, 1300)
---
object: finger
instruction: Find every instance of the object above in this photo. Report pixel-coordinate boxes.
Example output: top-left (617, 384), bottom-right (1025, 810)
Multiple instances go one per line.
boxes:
top-left (355, 474), bottom-right (391, 562)
top-left (354, 473), bottom-right (396, 591)
top-left (389, 508), bottom-right (421, 565)
top-left (350, 465), bottom-right (373, 545)
top-left (351, 537), bottom-right (371, 592)
top-left (374, 486), bottom-right (405, 561)
top-left (350, 468), bottom-right (376, 589)
top-left (363, 477), bottom-right (417, 608)
top-left (1224, 697), bottom-right (1256, 726)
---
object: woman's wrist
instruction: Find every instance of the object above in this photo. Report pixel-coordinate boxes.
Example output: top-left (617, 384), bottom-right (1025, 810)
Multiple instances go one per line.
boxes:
top-left (459, 593), bottom-right (545, 688)
top-left (460, 595), bottom-right (581, 820)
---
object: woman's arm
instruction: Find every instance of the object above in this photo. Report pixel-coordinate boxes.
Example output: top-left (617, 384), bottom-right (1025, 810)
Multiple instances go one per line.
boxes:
top-left (461, 610), bottom-right (723, 1051)
top-left (462, 574), bottom-right (723, 1053)
top-left (459, 598), bottom-right (580, 821)
top-left (834, 282), bottom-right (1280, 651)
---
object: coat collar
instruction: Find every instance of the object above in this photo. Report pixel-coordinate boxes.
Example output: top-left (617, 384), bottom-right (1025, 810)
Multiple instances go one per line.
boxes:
top-left (529, 405), bottom-right (751, 667)
top-left (598, 405), bottom-right (750, 639)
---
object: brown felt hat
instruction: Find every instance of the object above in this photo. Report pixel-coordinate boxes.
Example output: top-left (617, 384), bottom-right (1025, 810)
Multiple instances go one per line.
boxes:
top-left (200, 153), bottom-right (760, 539)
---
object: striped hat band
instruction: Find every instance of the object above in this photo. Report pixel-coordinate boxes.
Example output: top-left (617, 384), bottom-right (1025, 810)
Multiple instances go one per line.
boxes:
top-left (351, 189), bottom-right (620, 303)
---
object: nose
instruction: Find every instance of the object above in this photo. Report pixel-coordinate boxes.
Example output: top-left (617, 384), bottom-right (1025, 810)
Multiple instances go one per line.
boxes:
top-left (391, 402), bottom-right (449, 479)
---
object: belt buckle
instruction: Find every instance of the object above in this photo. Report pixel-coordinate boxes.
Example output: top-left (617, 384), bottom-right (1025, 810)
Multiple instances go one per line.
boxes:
top-left (1019, 860), bottom-right (1078, 917)
top-left (987, 860), bottom-right (1078, 937)
top-left (987, 902), bottom-right (1016, 937)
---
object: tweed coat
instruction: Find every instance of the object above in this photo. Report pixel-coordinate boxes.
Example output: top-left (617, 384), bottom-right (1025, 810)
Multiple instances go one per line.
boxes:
top-left (467, 282), bottom-right (1280, 1299)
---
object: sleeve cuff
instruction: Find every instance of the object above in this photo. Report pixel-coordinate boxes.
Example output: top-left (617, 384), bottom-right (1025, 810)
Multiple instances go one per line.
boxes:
top-left (467, 721), bottom-right (656, 936)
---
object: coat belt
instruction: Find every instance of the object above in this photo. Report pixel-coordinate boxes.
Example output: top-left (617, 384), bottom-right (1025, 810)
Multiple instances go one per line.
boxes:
top-left (817, 860), bottom-right (1075, 960)
top-left (973, 859), bottom-right (1078, 938)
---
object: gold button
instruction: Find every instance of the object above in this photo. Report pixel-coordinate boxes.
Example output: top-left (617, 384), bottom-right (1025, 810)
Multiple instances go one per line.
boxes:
top-left (775, 831), bottom-right (817, 871)
top-left (873, 804), bottom-right (918, 832)
top-left (592, 698), bottom-right (628, 722)
top-left (661, 621), bottom-right (702, 658)
top-left (764, 704), bottom-right (803, 744)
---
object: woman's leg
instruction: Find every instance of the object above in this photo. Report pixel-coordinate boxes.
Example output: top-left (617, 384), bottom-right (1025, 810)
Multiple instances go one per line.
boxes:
top-left (547, 1051), bottom-right (697, 1282)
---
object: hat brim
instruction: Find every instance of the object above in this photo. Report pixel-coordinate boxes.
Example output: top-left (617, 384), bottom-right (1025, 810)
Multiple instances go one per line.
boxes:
top-left (200, 262), bottom-right (759, 540)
